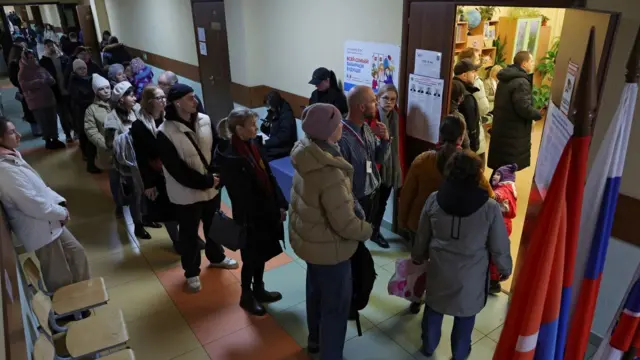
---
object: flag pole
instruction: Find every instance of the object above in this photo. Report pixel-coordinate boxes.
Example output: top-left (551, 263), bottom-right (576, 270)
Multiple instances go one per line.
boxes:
top-left (570, 27), bottom-right (597, 137)
top-left (625, 24), bottom-right (640, 84)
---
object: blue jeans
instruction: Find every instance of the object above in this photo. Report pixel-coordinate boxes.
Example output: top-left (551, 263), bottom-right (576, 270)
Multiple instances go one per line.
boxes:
top-left (421, 305), bottom-right (475, 360)
top-left (306, 260), bottom-right (352, 360)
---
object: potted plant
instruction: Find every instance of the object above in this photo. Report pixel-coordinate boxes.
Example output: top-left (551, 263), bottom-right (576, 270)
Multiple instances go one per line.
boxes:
top-left (533, 84), bottom-right (551, 118)
top-left (493, 36), bottom-right (508, 68)
top-left (536, 38), bottom-right (560, 82)
top-left (457, 7), bottom-right (465, 22)
top-left (478, 6), bottom-right (499, 21)
top-left (509, 8), bottom-right (542, 19)
top-left (541, 15), bottom-right (550, 26)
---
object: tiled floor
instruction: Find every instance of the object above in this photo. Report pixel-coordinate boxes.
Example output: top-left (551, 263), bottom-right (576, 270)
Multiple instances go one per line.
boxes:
top-left (2, 83), bottom-right (510, 360)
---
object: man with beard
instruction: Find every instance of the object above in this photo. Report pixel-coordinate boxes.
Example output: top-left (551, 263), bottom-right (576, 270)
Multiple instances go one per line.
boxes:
top-left (338, 85), bottom-right (390, 220)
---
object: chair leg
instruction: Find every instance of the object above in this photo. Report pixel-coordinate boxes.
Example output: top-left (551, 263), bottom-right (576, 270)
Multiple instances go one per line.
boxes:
top-left (48, 311), bottom-right (68, 333)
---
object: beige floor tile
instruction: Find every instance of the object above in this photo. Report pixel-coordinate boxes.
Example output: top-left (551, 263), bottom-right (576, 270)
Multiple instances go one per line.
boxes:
top-left (343, 327), bottom-right (414, 360)
top-left (68, 218), bottom-right (139, 261)
top-left (170, 347), bottom-right (211, 360)
top-left (137, 236), bottom-right (181, 272)
top-left (126, 306), bottom-right (201, 360)
top-left (89, 246), bottom-right (154, 289)
top-left (487, 325), bottom-right (502, 342)
top-left (468, 337), bottom-right (497, 360)
top-left (365, 239), bottom-right (411, 268)
top-left (358, 266), bottom-right (413, 325)
top-left (474, 294), bottom-right (509, 335)
top-left (107, 273), bottom-right (176, 322)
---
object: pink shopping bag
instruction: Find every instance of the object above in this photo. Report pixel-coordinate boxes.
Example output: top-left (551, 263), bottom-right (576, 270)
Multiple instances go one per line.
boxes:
top-left (387, 258), bottom-right (427, 302)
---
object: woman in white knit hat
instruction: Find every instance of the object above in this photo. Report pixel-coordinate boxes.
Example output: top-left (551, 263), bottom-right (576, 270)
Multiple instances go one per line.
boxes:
top-left (104, 81), bottom-right (154, 239)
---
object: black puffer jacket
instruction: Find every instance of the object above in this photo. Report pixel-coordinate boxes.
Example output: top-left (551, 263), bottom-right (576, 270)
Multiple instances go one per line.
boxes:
top-left (452, 77), bottom-right (480, 152)
top-left (260, 100), bottom-right (298, 161)
top-left (488, 65), bottom-right (542, 171)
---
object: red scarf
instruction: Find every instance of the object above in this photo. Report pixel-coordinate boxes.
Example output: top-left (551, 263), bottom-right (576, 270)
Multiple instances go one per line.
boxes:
top-left (231, 134), bottom-right (272, 192)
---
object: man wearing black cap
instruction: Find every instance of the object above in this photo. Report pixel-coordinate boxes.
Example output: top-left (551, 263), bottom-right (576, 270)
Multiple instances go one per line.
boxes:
top-left (452, 59), bottom-right (482, 156)
top-left (308, 67), bottom-right (349, 115)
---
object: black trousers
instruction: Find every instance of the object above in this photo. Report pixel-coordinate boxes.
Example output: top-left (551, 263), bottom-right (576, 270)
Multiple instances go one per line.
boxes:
top-left (176, 196), bottom-right (226, 278)
top-left (240, 252), bottom-right (265, 290)
top-left (370, 184), bottom-right (393, 237)
top-left (357, 190), bottom-right (379, 225)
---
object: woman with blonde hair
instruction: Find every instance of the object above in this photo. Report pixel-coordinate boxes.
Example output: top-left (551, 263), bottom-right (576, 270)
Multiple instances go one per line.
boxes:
top-left (130, 85), bottom-right (179, 248)
top-left (483, 65), bottom-right (503, 116)
top-left (214, 108), bottom-right (287, 316)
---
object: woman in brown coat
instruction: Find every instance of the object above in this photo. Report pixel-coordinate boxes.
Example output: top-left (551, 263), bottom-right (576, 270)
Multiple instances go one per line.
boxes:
top-left (18, 49), bottom-right (64, 149)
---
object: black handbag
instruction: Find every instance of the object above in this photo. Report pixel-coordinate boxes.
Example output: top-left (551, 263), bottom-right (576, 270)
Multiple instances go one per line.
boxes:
top-left (208, 210), bottom-right (246, 251)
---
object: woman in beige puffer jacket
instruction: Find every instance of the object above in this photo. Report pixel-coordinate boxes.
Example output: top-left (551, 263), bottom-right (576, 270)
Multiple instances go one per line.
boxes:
top-left (289, 103), bottom-right (371, 359)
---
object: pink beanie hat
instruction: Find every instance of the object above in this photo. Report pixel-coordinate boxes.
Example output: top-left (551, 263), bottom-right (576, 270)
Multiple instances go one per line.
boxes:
top-left (301, 103), bottom-right (342, 141)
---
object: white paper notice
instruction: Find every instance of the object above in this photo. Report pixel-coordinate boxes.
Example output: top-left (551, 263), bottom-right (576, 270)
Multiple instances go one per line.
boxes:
top-left (406, 73), bottom-right (444, 143)
top-left (199, 41), bottom-right (207, 56)
top-left (197, 27), bottom-right (206, 42)
top-left (534, 102), bottom-right (574, 198)
top-left (560, 61), bottom-right (579, 116)
top-left (414, 49), bottom-right (442, 78)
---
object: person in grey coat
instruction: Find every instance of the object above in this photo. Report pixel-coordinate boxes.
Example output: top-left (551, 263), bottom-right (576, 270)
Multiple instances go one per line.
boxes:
top-left (412, 150), bottom-right (512, 360)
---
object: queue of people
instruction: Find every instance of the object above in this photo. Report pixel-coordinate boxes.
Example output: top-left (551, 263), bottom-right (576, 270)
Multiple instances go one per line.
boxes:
top-left (1, 30), bottom-right (524, 358)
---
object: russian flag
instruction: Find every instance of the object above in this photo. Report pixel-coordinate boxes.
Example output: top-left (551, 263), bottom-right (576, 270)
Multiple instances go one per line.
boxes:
top-left (564, 79), bottom-right (638, 359)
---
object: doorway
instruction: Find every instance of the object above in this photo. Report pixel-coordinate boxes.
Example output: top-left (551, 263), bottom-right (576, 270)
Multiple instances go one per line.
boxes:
top-left (191, 1), bottom-right (234, 124)
top-left (75, 5), bottom-right (100, 64)
top-left (401, 2), bottom-right (619, 293)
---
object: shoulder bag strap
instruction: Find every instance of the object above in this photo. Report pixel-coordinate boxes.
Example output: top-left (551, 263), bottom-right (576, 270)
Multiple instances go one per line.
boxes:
top-left (184, 132), bottom-right (211, 172)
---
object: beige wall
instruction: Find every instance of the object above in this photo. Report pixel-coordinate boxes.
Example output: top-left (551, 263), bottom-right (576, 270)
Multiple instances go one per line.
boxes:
top-left (104, 0), bottom-right (198, 66)
top-left (40, 4), bottom-right (61, 27)
top-left (91, 0), bottom-right (110, 35)
top-left (225, 0), bottom-right (403, 97)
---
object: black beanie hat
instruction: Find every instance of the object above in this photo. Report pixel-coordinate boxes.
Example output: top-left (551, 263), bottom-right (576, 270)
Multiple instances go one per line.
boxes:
top-left (167, 83), bottom-right (194, 102)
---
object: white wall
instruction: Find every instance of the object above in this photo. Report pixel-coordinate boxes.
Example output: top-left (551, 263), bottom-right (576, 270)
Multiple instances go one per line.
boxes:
top-left (104, 0), bottom-right (199, 66)
top-left (584, 0), bottom-right (640, 338)
top-left (224, 0), bottom-right (404, 97)
top-left (40, 4), bottom-right (61, 27)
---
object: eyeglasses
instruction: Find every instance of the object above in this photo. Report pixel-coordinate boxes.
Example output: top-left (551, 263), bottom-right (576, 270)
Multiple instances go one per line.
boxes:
top-left (381, 95), bottom-right (397, 103)
top-left (154, 95), bottom-right (167, 101)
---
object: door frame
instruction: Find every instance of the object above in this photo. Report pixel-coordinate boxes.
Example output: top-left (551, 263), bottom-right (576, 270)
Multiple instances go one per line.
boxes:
top-left (400, 0), bottom-right (621, 293)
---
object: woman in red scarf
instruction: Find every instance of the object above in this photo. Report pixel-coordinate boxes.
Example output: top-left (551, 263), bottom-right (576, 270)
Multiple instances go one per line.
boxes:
top-left (215, 109), bottom-right (288, 316)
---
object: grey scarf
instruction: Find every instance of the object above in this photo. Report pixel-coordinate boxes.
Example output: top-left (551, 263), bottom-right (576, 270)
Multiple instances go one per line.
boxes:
top-left (379, 106), bottom-right (402, 188)
top-left (312, 138), bottom-right (342, 157)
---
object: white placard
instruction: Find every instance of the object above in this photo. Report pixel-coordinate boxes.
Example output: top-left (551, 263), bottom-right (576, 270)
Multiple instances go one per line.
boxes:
top-left (199, 41), bottom-right (207, 56)
top-left (560, 61), bottom-right (579, 116)
top-left (414, 49), bottom-right (441, 78)
top-left (344, 40), bottom-right (401, 94)
top-left (197, 27), bottom-right (206, 42)
top-left (534, 102), bottom-right (574, 198)
top-left (406, 73), bottom-right (443, 143)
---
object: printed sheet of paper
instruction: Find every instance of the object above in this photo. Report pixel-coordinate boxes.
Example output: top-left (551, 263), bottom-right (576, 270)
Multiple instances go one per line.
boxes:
top-left (199, 42), bottom-right (208, 56)
top-left (414, 49), bottom-right (442, 79)
top-left (406, 73), bottom-right (444, 143)
top-left (534, 102), bottom-right (574, 198)
top-left (197, 27), bottom-right (206, 42)
top-left (560, 61), bottom-right (579, 116)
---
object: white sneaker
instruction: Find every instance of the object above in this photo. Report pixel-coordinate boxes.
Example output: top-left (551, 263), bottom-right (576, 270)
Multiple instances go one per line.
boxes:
top-left (186, 276), bottom-right (201, 293)
top-left (209, 257), bottom-right (239, 269)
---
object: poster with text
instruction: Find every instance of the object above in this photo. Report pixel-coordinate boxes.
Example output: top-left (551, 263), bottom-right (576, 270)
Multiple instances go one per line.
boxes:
top-left (344, 40), bottom-right (401, 94)
top-left (406, 74), bottom-right (443, 144)
top-left (534, 102), bottom-right (574, 198)
top-left (560, 61), bottom-right (579, 116)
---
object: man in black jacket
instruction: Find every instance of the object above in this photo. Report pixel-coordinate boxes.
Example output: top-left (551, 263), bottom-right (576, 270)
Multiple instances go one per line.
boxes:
top-left (452, 59), bottom-right (481, 154)
top-left (39, 40), bottom-right (74, 142)
top-left (488, 51), bottom-right (542, 171)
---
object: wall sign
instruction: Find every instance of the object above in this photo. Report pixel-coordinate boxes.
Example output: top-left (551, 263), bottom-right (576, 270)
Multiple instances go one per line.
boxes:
top-left (344, 40), bottom-right (401, 94)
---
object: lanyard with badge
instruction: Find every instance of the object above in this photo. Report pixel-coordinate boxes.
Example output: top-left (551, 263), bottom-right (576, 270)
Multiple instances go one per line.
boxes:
top-left (342, 120), bottom-right (374, 174)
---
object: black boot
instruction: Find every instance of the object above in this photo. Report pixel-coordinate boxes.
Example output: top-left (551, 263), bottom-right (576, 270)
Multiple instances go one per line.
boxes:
top-left (134, 224), bottom-right (152, 240)
top-left (253, 283), bottom-right (282, 303)
top-left (371, 231), bottom-right (390, 249)
top-left (45, 139), bottom-right (66, 150)
top-left (86, 162), bottom-right (102, 174)
top-left (489, 280), bottom-right (502, 295)
top-left (142, 220), bottom-right (162, 228)
top-left (239, 288), bottom-right (266, 316)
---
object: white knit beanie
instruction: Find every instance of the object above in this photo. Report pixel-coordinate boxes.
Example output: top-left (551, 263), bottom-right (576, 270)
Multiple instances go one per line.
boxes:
top-left (91, 74), bottom-right (110, 93)
top-left (72, 59), bottom-right (86, 72)
top-left (112, 81), bottom-right (133, 102)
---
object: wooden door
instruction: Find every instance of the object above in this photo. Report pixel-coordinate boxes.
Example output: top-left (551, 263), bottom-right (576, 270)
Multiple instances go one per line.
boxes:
top-left (401, 1), bottom-right (457, 163)
top-left (191, 1), bottom-right (234, 125)
top-left (30, 6), bottom-right (43, 29)
top-left (513, 9), bottom-right (620, 291)
top-left (75, 5), bottom-right (100, 64)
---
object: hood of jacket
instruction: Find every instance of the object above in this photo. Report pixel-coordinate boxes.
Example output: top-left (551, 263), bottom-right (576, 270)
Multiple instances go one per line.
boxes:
top-left (452, 77), bottom-right (479, 94)
top-left (19, 55), bottom-right (39, 71)
top-left (497, 64), bottom-right (532, 83)
top-left (290, 138), bottom-right (352, 176)
top-left (436, 180), bottom-right (489, 217)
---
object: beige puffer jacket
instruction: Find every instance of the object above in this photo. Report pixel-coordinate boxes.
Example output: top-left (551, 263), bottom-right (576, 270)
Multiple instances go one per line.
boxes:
top-left (289, 138), bottom-right (372, 265)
